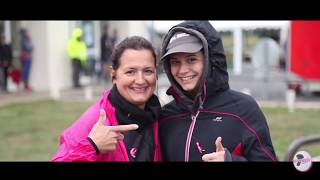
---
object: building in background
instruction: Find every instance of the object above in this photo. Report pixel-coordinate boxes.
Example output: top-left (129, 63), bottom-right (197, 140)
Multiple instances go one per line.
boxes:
top-left (0, 21), bottom-right (151, 99)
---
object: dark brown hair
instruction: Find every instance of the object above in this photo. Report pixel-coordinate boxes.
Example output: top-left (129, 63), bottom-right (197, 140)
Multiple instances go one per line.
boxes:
top-left (110, 36), bottom-right (156, 70)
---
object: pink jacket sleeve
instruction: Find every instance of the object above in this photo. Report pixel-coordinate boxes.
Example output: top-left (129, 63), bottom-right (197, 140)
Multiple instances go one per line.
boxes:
top-left (51, 98), bottom-right (103, 162)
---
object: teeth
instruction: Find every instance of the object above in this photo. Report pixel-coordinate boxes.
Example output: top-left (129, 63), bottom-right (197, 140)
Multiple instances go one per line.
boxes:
top-left (132, 87), bottom-right (147, 92)
top-left (181, 76), bottom-right (194, 81)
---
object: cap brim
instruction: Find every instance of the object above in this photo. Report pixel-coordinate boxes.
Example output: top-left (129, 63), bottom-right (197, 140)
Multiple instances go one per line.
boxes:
top-left (160, 43), bottom-right (203, 61)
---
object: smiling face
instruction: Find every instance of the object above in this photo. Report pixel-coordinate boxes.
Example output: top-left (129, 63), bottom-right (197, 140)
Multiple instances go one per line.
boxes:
top-left (110, 49), bottom-right (157, 109)
top-left (169, 51), bottom-right (204, 96)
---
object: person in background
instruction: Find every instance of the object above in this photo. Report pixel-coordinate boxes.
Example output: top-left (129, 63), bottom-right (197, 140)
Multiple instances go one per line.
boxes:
top-left (111, 28), bottom-right (119, 50)
top-left (20, 28), bottom-right (33, 91)
top-left (0, 35), bottom-right (13, 92)
top-left (68, 28), bottom-right (88, 88)
top-left (99, 24), bottom-right (112, 83)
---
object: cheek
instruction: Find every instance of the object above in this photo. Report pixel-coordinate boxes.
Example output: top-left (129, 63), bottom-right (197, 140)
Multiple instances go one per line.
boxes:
top-left (198, 64), bottom-right (204, 73)
top-left (114, 75), bottom-right (130, 88)
top-left (170, 67), bottom-right (179, 79)
top-left (170, 66), bottom-right (176, 74)
top-left (148, 75), bottom-right (157, 87)
top-left (190, 64), bottom-right (203, 79)
top-left (197, 61), bottom-right (204, 73)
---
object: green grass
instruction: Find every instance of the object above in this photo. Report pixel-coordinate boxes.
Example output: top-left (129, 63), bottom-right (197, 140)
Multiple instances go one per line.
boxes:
top-left (262, 107), bottom-right (320, 160)
top-left (0, 100), bottom-right (91, 161)
top-left (0, 100), bottom-right (319, 161)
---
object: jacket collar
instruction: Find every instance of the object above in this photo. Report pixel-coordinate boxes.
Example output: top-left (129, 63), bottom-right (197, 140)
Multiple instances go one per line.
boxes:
top-left (108, 86), bottom-right (160, 129)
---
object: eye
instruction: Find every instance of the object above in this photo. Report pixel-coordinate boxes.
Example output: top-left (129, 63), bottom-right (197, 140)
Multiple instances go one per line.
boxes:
top-left (144, 69), bottom-right (155, 75)
top-left (125, 70), bottom-right (135, 76)
top-left (188, 57), bottom-right (198, 64)
top-left (170, 59), bottom-right (180, 65)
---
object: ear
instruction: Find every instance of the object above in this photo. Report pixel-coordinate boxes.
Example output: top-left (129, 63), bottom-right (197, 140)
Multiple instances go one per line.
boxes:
top-left (108, 66), bottom-right (116, 84)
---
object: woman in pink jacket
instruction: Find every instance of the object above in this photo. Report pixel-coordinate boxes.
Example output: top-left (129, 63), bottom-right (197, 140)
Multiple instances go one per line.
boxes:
top-left (52, 36), bottom-right (162, 161)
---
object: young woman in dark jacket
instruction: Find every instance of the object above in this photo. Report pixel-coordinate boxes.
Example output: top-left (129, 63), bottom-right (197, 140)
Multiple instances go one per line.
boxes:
top-left (159, 21), bottom-right (277, 161)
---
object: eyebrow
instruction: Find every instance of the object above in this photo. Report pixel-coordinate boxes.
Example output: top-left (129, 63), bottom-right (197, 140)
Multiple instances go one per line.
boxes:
top-left (124, 66), bottom-right (155, 70)
top-left (170, 54), bottom-right (197, 60)
top-left (185, 54), bottom-right (197, 58)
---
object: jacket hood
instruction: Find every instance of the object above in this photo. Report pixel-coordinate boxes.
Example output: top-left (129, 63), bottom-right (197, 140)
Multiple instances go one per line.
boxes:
top-left (72, 28), bottom-right (83, 39)
top-left (161, 21), bottom-right (229, 111)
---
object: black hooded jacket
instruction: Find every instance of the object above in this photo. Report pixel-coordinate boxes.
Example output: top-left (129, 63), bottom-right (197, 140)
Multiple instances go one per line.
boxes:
top-left (159, 21), bottom-right (277, 161)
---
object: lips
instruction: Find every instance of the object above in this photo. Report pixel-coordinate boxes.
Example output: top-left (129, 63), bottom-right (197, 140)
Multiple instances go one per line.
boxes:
top-left (130, 86), bottom-right (149, 93)
top-left (179, 75), bottom-right (196, 82)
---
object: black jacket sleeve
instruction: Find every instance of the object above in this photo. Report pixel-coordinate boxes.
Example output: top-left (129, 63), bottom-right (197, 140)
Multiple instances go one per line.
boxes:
top-left (224, 148), bottom-right (247, 161)
top-left (242, 103), bottom-right (277, 161)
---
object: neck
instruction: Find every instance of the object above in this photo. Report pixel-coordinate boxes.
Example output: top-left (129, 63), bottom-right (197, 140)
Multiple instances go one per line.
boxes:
top-left (186, 84), bottom-right (200, 100)
top-left (138, 104), bottom-right (145, 110)
top-left (186, 90), bottom-right (197, 100)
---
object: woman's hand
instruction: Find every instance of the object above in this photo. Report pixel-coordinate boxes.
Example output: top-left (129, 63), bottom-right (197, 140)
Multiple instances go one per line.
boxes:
top-left (88, 109), bottom-right (139, 154)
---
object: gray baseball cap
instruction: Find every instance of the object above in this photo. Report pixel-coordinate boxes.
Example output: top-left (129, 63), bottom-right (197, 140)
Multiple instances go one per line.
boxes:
top-left (161, 33), bottom-right (203, 61)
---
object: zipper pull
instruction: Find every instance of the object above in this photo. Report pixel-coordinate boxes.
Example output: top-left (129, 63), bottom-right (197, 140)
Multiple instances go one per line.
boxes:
top-left (196, 142), bottom-right (206, 154)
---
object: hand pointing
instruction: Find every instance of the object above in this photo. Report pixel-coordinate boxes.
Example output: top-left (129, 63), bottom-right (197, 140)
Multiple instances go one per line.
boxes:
top-left (88, 109), bottom-right (139, 154)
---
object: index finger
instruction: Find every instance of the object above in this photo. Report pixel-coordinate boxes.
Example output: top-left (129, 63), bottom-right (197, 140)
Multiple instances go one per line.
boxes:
top-left (109, 124), bottom-right (139, 132)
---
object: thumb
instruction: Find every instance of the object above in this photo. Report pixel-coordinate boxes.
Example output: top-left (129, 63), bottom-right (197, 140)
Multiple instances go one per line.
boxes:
top-left (89, 109), bottom-right (107, 137)
top-left (215, 137), bottom-right (224, 152)
top-left (97, 109), bottom-right (107, 125)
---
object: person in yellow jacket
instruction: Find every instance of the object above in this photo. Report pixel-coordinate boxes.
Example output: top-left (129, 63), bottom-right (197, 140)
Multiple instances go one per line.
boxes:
top-left (68, 28), bottom-right (88, 88)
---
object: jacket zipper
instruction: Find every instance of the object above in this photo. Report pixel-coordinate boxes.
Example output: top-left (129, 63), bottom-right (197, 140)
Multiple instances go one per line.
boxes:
top-left (185, 110), bottom-right (200, 161)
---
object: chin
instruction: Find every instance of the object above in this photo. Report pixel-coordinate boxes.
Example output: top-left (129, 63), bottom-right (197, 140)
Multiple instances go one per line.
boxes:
top-left (129, 90), bottom-right (153, 104)
top-left (132, 96), bottom-right (150, 104)
top-left (132, 99), bottom-right (147, 107)
top-left (182, 85), bottom-right (196, 92)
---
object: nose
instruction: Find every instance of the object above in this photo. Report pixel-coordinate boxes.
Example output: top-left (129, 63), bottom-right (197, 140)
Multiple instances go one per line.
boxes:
top-left (135, 72), bottom-right (146, 84)
top-left (178, 62), bottom-right (189, 75)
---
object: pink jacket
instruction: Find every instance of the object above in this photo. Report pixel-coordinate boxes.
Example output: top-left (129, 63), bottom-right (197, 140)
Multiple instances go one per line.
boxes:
top-left (51, 90), bottom-right (162, 162)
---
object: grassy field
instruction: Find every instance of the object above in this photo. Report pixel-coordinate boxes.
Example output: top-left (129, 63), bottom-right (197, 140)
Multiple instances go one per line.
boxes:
top-left (263, 107), bottom-right (320, 160)
top-left (0, 100), bottom-right (91, 161)
top-left (0, 99), bottom-right (319, 161)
